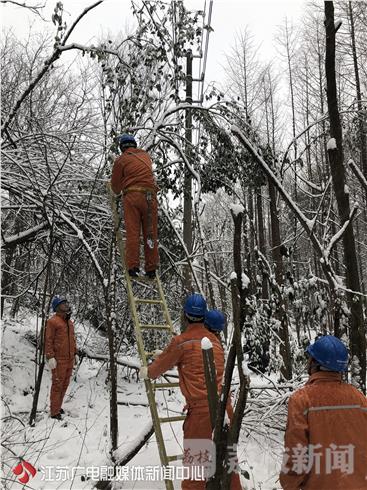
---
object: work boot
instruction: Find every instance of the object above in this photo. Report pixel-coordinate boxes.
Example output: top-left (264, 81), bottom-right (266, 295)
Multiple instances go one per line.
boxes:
top-left (128, 268), bottom-right (140, 278)
top-left (145, 270), bottom-right (156, 279)
top-left (51, 413), bottom-right (62, 420)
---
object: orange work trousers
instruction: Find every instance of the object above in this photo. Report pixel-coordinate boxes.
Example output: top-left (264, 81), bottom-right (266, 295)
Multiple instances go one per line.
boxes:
top-left (182, 407), bottom-right (242, 490)
top-left (123, 192), bottom-right (159, 272)
top-left (50, 359), bottom-right (73, 416)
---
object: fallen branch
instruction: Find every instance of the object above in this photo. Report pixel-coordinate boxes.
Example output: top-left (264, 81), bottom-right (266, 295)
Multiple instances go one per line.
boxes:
top-left (94, 421), bottom-right (154, 490)
top-left (83, 348), bottom-right (179, 378)
top-left (349, 158), bottom-right (367, 192)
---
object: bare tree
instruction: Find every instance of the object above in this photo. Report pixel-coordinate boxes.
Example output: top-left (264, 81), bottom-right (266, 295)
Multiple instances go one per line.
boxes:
top-left (324, 0), bottom-right (366, 392)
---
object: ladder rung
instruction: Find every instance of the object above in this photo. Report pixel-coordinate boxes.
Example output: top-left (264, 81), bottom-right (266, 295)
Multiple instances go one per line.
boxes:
top-left (153, 382), bottom-right (180, 390)
top-left (140, 324), bottom-right (170, 330)
top-left (159, 416), bottom-right (186, 423)
top-left (134, 298), bottom-right (163, 305)
top-left (129, 276), bottom-right (157, 283)
top-left (166, 454), bottom-right (183, 462)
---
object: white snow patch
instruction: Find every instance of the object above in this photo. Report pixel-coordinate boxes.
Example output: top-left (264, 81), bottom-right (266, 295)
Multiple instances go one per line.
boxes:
top-left (242, 360), bottom-right (251, 376)
top-left (334, 19), bottom-right (342, 30)
top-left (230, 271), bottom-right (237, 280)
top-left (308, 276), bottom-right (317, 286)
top-left (327, 138), bottom-right (337, 150)
top-left (201, 337), bottom-right (213, 350)
top-left (230, 203), bottom-right (245, 216)
top-left (241, 273), bottom-right (250, 288)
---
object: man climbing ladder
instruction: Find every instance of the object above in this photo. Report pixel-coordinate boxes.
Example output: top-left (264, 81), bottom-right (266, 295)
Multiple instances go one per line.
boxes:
top-left (111, 133), bottom-right (159, 278)
top-left (140, 294), bottom-right (243, 490)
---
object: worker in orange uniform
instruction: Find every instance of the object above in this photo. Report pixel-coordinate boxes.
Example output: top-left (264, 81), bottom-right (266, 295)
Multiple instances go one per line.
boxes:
top-left (280, 335), bottom-right (367, 490)
top-left (140, 295), bottom-right (242, 489)
top-left (111, 134), bottom-right (159, 279)
top-left (45, 296), bottom-right (78, 420)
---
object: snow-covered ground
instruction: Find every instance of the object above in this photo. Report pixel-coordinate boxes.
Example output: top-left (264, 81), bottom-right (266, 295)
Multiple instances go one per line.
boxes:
top-left (1, 312), bottom-right (285, 490)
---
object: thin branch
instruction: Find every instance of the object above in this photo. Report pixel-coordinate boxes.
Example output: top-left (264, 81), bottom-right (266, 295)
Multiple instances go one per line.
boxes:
top-left (1, 0), bottom-right (103, 136)
top-left (324, 205), bottom-right (359, 261)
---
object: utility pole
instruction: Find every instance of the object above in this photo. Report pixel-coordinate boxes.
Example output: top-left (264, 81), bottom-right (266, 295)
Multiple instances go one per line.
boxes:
top-left (183, 49), bottom-right (193, 293)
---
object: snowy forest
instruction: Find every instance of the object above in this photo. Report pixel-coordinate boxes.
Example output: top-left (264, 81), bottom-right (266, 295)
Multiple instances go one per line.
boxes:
top-left (1, 0), bottom-right (367, 489)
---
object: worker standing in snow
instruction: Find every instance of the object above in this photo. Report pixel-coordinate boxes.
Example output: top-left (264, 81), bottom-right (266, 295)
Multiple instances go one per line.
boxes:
top-left (111, 134), bottom-right (159, 279)
top-left (279, 335), bottom-right (367, 490)
top-left (45, 296), bottom-right (78, 420)
top-left (140, 296), bottom-right (242, 489)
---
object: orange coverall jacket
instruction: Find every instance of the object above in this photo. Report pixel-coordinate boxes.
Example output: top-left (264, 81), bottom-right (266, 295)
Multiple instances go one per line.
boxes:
top-left (111, 148), bottom-right (158, 194)
top-left (148, 323), bottom-right (224, 407)
top-left (45, 314), bottom-right (77, 361)
top-left (279, 371), bottom-right (367, 490)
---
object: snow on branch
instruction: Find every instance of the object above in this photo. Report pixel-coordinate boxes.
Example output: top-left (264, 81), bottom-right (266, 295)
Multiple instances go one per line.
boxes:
top-left (60, 0), bottom-right (103, 47)
top-left (324, 204), bottom-right (359, 262)
top-left (229, 203), bottom-right (244, 216)
top-left (1, 183), bottom-right (106, 285)
top-left (2, 221), bottom-right (49, 248)
top-left (231, 126), bottom-right (315, 233)
top-left (83, 348), bottom-right (179, 377)
top-left (327, 138), bottom-right (337, 150)
top-left (231, 125), bottom-right (339, 291)
top-left (112, 421), bottom-right (154, 466)
top-left (58, 211), bottom-right (105, 283)
top-left (349, 159), bottom-right (367, 192)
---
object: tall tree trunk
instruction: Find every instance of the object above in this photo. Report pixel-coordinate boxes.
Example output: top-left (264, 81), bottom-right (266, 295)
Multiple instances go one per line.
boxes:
top-left (348, 0), bottom-right (367, 296)
top-left (324, 0), bottom-right (366, 392)
top-left (256, 189), bottom-right (269, 299)
top-left (1, 246), bottom-right (15, 317)
top-left (348, 1), bottom-right (367, 181)
top-left (316, 24), bottom-right (329, 186)
top-left (268, 170), bottom-right (292, 380)
top-left (106, 233), bottom-right (118, 454)
top-left (183, 50), bottom-right (193, 293)
top-left (247, 188), bottom-right (256, 294)
top-left (195, 205), bottom-right (216, 308)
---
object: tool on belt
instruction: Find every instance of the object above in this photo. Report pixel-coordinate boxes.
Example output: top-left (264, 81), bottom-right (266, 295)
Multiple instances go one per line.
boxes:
top-left (123, 186), bottom-right (155, 249)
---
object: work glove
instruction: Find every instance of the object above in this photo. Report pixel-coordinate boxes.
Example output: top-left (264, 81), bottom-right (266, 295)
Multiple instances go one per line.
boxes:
top-left (139, 366), bottom-right (149, 380)
top-left (152, 349), bottom-right (163, 359)
top-left (74, 354), bottom-right (79, 366)
top-left (48, 358), bottom-right (57, 370)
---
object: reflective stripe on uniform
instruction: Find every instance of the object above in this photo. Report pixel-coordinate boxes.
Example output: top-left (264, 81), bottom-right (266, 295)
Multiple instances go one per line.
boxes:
top-left (304, 404), bottom-right (367, 416)
top-left (123, 186), bottom-right (156, 194)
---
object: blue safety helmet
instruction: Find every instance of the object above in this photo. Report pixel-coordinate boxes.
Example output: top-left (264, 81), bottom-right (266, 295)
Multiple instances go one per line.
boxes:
top-left (306, 335), bottom-right (348, 372)
top-left (117, 133), bottom-right (137, 149)
top-left (204, 309), bottom-right (225, 332)
top-left (184, 293), bottom-right (207, 318)
top-left (52, 296), bottom-right (67, 312)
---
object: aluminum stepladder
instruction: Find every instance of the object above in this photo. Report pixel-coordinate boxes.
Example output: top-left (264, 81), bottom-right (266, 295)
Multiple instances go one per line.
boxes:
top-left (108, 184), bottom-right (184, 490)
